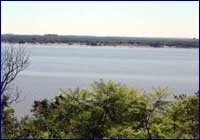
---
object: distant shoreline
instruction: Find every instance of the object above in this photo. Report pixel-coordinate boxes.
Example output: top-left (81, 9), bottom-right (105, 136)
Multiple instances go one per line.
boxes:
top-left (2, 34), bottom-right (198, 48)
top-left (2, 42), bottom-right (197, 49)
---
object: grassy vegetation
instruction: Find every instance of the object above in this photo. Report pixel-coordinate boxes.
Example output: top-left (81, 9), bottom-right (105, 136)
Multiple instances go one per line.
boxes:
top-left (2, 80), bottom-right (198, 138)
top-left (2, 34), bottom-right (199, 48)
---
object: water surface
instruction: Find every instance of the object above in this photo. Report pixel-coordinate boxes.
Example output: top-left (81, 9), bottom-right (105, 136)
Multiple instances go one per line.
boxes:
top-left (2, 44), bottom-right (199, 118)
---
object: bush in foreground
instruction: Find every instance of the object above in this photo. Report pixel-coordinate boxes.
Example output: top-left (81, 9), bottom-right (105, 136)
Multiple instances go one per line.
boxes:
top-left (2, 80), bottom-right (198, 138)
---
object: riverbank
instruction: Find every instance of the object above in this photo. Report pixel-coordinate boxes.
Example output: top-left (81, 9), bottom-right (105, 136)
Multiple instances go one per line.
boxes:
top-left (1, 42), bottom-right (194, 49)
top-left (2, 34), bottom-right (198, 48)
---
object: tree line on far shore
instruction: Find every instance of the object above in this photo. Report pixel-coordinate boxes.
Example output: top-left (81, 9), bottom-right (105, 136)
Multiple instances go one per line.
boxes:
top-left (2, 34), bottom-right (199, 48)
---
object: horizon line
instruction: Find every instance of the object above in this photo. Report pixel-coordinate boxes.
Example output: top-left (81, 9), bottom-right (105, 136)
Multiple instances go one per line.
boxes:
top-left (2, 33), bottom-right (198, 40)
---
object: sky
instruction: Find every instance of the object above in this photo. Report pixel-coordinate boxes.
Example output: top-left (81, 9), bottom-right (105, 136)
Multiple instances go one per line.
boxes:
top-left (1, 1), bottom-right (199, 38)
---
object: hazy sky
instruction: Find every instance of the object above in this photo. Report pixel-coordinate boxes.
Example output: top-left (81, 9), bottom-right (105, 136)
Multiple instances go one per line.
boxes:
top-left (1, 1), bottom-right (199, 38)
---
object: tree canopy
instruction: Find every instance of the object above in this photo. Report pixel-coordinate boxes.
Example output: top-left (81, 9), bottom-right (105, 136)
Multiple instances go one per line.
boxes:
top-left (2, 80), bottom-right (198, 138)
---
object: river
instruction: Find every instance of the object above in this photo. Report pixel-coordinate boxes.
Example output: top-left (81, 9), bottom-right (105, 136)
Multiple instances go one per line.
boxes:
top-left (1, 44), bottom-right (199, 118)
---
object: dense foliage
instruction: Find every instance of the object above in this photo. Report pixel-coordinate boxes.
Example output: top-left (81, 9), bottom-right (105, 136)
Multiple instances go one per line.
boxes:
top-left (2, 34), bottom-right (198, 48)
top-left (2, 80), bottom-right (198, 138)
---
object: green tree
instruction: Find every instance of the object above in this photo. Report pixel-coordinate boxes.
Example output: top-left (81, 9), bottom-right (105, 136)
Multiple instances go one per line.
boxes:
top-left (2, 80), bottom-right (198, 139)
